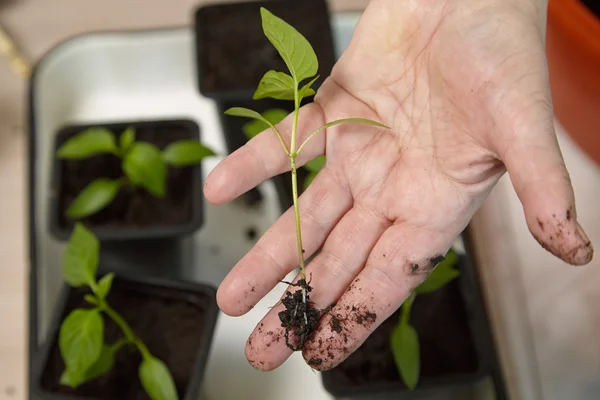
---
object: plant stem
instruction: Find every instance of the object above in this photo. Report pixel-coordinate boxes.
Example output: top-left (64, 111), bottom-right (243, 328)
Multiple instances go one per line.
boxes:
top-left (290, 81), bottom-right (307, 307)
top-left (290, 156), bottom-right (306, 280)
top-left (400, 292), bottom-right (416, 326)
top-left (100, 301), bottom-right (151, 359)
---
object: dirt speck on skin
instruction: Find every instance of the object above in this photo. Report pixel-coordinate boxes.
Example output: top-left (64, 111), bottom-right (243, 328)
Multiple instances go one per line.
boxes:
top-left (330, 314), bottom-right (343, 333)
top-left (308, 358), bottom-right (323, 367)
top-left (429, 254), bottom-right (445, 267)
top-left (537, 218), bottom-right (545, 231)
top-left (355, 311), bottom-right (377, 328)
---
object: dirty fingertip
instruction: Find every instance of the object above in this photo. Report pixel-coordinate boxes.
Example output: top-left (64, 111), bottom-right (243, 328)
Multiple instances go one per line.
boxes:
top-left (531, 208), bottom-right (593, 266)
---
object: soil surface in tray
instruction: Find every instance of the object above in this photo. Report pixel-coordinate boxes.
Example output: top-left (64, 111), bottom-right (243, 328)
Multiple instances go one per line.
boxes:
top-left (56, 123), bottom-right (197, 231)
top-left (40, 279), bottom-right (210, 399)
top-left (326, 278), bottom-right (479, 388)
top-left (581, 0), bottom-right (600, 18)
top-left (198, 0), bottom-right (335, 93)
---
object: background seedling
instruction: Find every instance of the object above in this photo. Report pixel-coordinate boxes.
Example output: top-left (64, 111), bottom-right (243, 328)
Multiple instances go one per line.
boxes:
top-left (58, 223), bottom-right (180, 400)
top-left (56, 126), bottom-right (216, 219)
top-left (225, 7), bottom-right (389, 351)
top-left (390, 249), bottom-right (460, 390)
top-left (242, 109), bottom-right (325, 190)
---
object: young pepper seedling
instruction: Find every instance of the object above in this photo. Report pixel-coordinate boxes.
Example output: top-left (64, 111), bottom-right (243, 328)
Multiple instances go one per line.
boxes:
top-left (390, 249), bottom-right (460, 390)
top-left (58, 223), bottom-right (180, 400)
top-left (225, 7), bottom-right (389, 351)
top-left (56, 126), bottom-right (216, 219)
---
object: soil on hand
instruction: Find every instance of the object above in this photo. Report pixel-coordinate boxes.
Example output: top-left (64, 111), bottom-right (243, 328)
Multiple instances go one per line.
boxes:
top-left (40, 279), bottom-right (212, 400)
top-left (197, 0), bottom-right (336, 94)
top-left (278, 279), bottom-right (320, 351)
top-left (56, 122), bottom-right (198, 231)
top-left (581, 0), bottom-right (600, 18)
top-left (325, 278), bottom-right (479, 388)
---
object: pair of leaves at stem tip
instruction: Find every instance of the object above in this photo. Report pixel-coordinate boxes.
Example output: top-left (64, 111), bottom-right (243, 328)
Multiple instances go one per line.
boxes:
top-left (253, 8), bottom-right (319, 102)
top-left (59, 127), bottom-right (215, 219)
top-left (390, 249), bottom-right (460, 390)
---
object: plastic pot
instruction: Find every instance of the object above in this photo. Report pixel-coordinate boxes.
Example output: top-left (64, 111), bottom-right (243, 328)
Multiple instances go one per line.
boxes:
top-left (321, 230), bottom-right (507, 399)
top-left (547, 0), bottom-right (600, 165)
top-left (30, 271), bottom-right (219, 400)
top-left (194, 0), bottom-right (336, 101)
top-left (48, 119), bottom-right (205, 241)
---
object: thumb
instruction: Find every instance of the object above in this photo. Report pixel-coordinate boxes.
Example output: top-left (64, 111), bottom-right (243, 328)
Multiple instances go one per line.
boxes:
top-left (499, 106), bottom-right (593, 266)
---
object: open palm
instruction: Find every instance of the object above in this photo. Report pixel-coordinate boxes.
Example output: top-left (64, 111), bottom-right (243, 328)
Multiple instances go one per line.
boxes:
top-left (204, 0), bottom-right (593, 371)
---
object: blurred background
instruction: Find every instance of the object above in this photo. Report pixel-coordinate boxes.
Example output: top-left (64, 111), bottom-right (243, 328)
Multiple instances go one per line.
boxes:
top-left (1, 0), bottom-right (599, 399)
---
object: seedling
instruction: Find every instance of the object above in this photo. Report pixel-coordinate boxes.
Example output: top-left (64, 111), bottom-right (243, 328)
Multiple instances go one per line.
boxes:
top-left (390, 249), bottom-right (460, 390)
top-left (58, 223), bottom-right (180, 400)
top-left (226, 7), bottom-right (389, 351)
top-left (56, 126), bottom-right (216, 219)
top-left (242, 109), bottom-right (325, 190)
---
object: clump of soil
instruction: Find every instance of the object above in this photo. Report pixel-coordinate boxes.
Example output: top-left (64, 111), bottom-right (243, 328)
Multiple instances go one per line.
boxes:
top-left (55, 121), bottom-right (200, 231)
top-left (278, 278), bottom-right (320, 351)
top-left (40, 278), bottom-right (212, 399)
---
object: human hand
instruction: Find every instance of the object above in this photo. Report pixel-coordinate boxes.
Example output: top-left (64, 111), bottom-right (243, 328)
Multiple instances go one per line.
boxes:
top-left (204, 0), bottom-right (593, 371)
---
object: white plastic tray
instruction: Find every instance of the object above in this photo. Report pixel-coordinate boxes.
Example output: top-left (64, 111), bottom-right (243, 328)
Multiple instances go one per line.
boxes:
top-left (29, 12), bottom-right (362, 400)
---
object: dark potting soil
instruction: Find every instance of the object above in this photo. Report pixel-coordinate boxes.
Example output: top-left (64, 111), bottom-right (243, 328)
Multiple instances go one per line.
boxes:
top-left (55, 123), bottom-right (197, 231)
top-left (197, 0), bottom-right (336, 94)
top-left (278, 278), bottom-right (320, 351)
top-left (581, 0), bottom-right (600, 18)
top-left (326, 278), bottom-right (478, 388)
top-left (40, 278), bottom-right (211, 399)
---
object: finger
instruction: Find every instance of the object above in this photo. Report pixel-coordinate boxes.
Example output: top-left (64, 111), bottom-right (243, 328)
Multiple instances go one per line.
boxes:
top-left (497, 92), bottom-right (593, 265)
top-left (216, 167), bottom-right (352, 316)
top-left (204, 102), bottom-right (326, 205)
top-left (244, 205), bottom-right (391, 370)
top-left (302, 224), bottom-right (454, 370)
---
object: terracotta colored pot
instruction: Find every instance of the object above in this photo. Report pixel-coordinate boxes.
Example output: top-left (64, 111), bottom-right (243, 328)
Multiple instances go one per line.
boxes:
top-left (547, 0), bottom-right (600, 165)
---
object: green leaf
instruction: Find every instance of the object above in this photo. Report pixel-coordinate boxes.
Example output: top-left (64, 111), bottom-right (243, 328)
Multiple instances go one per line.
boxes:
top-left (57, 128), bottom-right (118, 159)
top-left (84, 295), bottom-right (98, 305)
top-left (63, 223), bottom-right (100, 287)
top-left (162, 140), bottom-right (216, 167)
top-left (123, 142), bottom-right (167, 198)
top-left (60, 369), bottom-right (84, 388)
top-left (60, 344), bottom-right (115, 388)
top-left (317, 117), bottom-right (389, 132)
top-left (242, 109), bottom-right (289, 140)
top-left (65, 178), bottom-right (122, 219)
top-left (390, 323), bottom-right (420, 390)
top-left (59, 309), bottom-right (104, 376)
top-left (139, 356), bottom-right (179, 400)
top-left (119, 127), bottom-right (135, 153)
top-left (260, 7), bottom-right (318, 83)
top-left (298, 75), bottom-right (319, 101)
top-left (225, 107), bottom-right (284, 140)
top-left (415, 249), bottom-right (460, 294)
top-left (96, 273), bottom-right (114, 300)
top-left (83, 345), bottom-right (115, 382)
top-left (304, 155), bottom-right (326, 172)
top-left (253, 71), bottom-right (295, 100)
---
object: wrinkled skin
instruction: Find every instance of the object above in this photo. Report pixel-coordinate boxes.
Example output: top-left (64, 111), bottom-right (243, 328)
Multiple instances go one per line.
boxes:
top-left (204, 0), bottom-right (593, 371)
